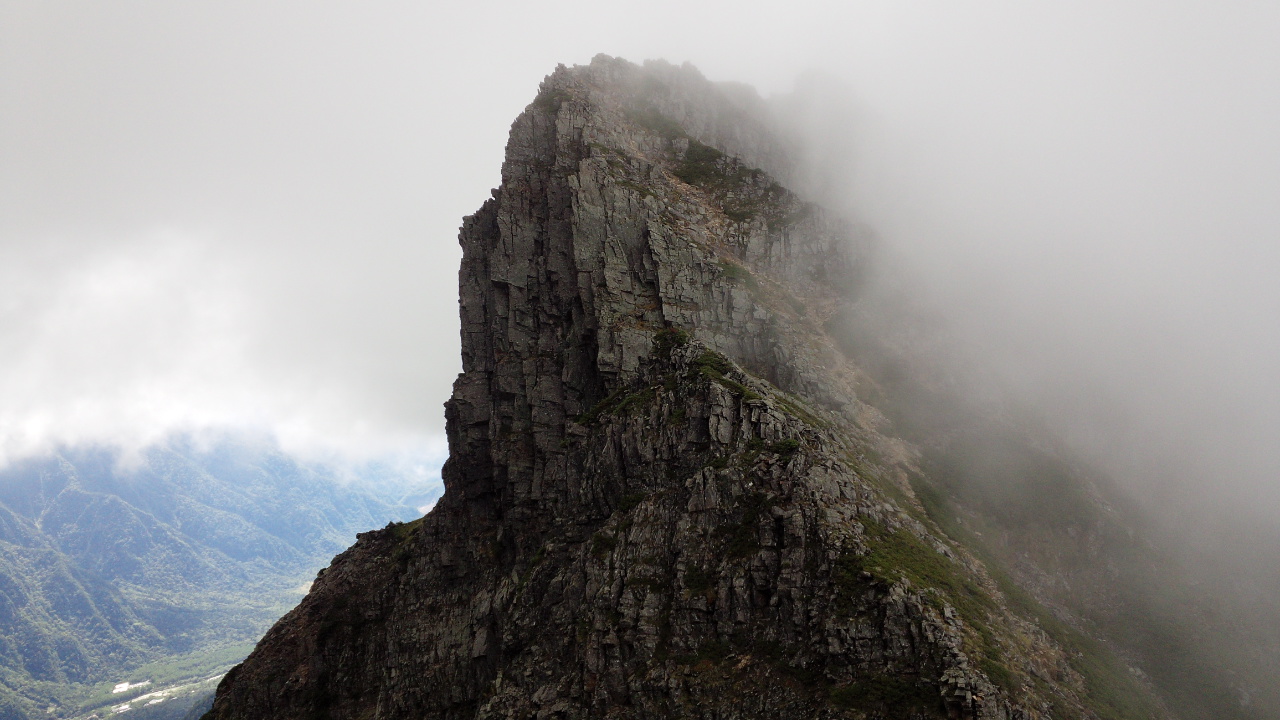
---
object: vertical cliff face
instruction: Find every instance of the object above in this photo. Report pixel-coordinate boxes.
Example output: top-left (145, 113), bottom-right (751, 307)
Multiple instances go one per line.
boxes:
top-left (204, 56), bottom-right (1174, 720)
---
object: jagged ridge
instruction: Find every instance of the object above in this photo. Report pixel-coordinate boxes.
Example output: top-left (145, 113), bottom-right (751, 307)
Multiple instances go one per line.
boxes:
top-left (204, 56), bottom-right (1170, 720)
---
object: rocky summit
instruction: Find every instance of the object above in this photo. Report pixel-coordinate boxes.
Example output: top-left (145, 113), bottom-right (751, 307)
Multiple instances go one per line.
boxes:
top-left (203, 56), bottom-right (1201, 720)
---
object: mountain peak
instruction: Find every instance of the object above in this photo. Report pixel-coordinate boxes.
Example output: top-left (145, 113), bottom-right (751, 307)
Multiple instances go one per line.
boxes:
top-left (446, 55), bottom-right (861, 517)
top-left (203, 58), bottom-right (1173, 720)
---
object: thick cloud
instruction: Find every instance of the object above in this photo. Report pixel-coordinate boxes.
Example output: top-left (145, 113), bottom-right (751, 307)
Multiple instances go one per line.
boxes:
top-left (788, 4), bottom-right (1280, 528)
top-left (3, 2), bottom-right (1279, 539)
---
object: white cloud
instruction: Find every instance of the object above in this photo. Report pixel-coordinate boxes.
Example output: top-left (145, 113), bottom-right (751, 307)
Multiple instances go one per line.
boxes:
top-left (2, 1), bottom-right (1279, 530)
top-left (0, 228), bottom-right (448, 463)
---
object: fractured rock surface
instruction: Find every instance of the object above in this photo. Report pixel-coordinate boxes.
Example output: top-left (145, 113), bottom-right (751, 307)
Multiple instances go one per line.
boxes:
top-left (204, 56), bottom-right (1169, 720)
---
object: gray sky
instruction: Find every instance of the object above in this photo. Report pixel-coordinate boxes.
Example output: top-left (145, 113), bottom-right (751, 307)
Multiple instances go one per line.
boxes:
top-left (3, 2), bottom-right (1280, 527)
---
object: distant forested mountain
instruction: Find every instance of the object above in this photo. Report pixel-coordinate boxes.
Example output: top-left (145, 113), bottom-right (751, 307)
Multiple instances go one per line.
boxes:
top-left (0, 436), bottom-right (441, 720)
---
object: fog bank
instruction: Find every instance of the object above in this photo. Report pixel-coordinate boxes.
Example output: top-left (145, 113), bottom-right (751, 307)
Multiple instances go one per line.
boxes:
top-left (778, 10), bottom-right (1280, 532)
top-left (4, 2), bottom-right (1278, 539)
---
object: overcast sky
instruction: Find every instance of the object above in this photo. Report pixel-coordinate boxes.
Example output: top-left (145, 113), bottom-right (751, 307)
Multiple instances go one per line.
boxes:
top-left (3, 1), bottom-right (1280, 525)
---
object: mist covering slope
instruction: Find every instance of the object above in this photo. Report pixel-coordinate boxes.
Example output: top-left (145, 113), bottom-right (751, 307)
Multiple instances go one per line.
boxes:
top-left (205, 56), bottom-right (1262, 720)
top-left (0, 438), bottom-right (436, 720)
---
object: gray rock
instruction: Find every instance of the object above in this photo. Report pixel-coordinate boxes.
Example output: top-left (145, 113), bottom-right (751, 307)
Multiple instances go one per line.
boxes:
top-left (203, 56), bottom-right (1163, 720)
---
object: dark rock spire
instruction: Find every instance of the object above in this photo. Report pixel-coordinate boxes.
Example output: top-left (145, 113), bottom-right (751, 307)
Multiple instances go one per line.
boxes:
top-left (203, 56), bottom-right (1168, 720)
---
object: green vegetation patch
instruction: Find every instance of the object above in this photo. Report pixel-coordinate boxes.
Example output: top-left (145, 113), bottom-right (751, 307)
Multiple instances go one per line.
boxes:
top-left (616, 492), bottom-right (647, 513)
top-left (674, 138), bottom-right (774, 220)
top-left (693, 349), bottom-right (733, 376)
top-left (385, 516), bottom-right (424, 543)
top-left (909, 474), bottom-right (1168, 718)
top-left (614, 387), bottom-right (656, 414)
top-left (642, 125), bottom-right (797, 226)
top-left (691, 349), bottom-right (762, 401)
top-left (766, 439), bottom-right (800, 459)
top-left (829, 676), bottom-right (940, 713)
top-left (706, 455), bottom-right (731, 470)
top-left (716, 260), bottom-right (758, 289)
top-left (717, 377), bottom-right (761, 401)
top-left (736, 438), bottom-right (800, 467)
top-left (62, 642), bottom-right (254, 719)
top-left (740, 438), bottom-right (766, 466)
top-left (532, 87), bottom-right (571, 113)
top-left (624, 109), bottom-right (787, 235)
top-left (831, 552), bottom-right (871, 616)
top-left (773, 395), bottom-right (827, 428)
top-left (576, 386), bottom-right (628, 425)
top-left (123, 642), bottom-right (252, 688)
top-left (832, 519), bottom-right (1017, 695)
top-left (528, 545), bottom-right (547, 568)
top-left (590, 532), bottom-right (618, 559)
top-left (718, 491), bottom-right (776, 559)
top-left (675, 140), bottom-right (727, 185)
top-left (858, 520), bottom-right (992, 619)
top-left (841, 453), bottom-right (923, 526)
top-left (576, 383), bottom-right (660, 426)
top-left (388, 516), bottom-right (427, 565)
top-left (652, 327), bottom-right (691, 358)
top-left (725, 181), bottom-right (791, 227)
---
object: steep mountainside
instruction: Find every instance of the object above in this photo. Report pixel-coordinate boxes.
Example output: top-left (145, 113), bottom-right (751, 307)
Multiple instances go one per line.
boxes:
top-left (205, 56), bottom-right (1256, 720)
top-left (0, 438), bottom-right (436, 720)
top-left (830, 290), bottom-right (1277, 718)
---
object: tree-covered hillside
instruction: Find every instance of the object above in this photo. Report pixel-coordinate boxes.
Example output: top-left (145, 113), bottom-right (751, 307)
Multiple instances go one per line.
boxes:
top-left (0, 437), bottom-right (440, 719)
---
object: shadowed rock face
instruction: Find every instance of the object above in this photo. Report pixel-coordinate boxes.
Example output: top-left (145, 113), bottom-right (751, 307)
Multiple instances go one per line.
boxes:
top-left (203, 56), bottom-right (1169, 720)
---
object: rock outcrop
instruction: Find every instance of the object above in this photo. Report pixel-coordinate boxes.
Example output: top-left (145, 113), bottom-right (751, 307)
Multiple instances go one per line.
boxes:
top-left (203, 56), bottom-right (1174, 720)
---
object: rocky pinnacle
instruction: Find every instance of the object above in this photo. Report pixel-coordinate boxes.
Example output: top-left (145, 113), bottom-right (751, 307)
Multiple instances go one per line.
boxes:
top-left (202, 56), bottom-right (1164, 720)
